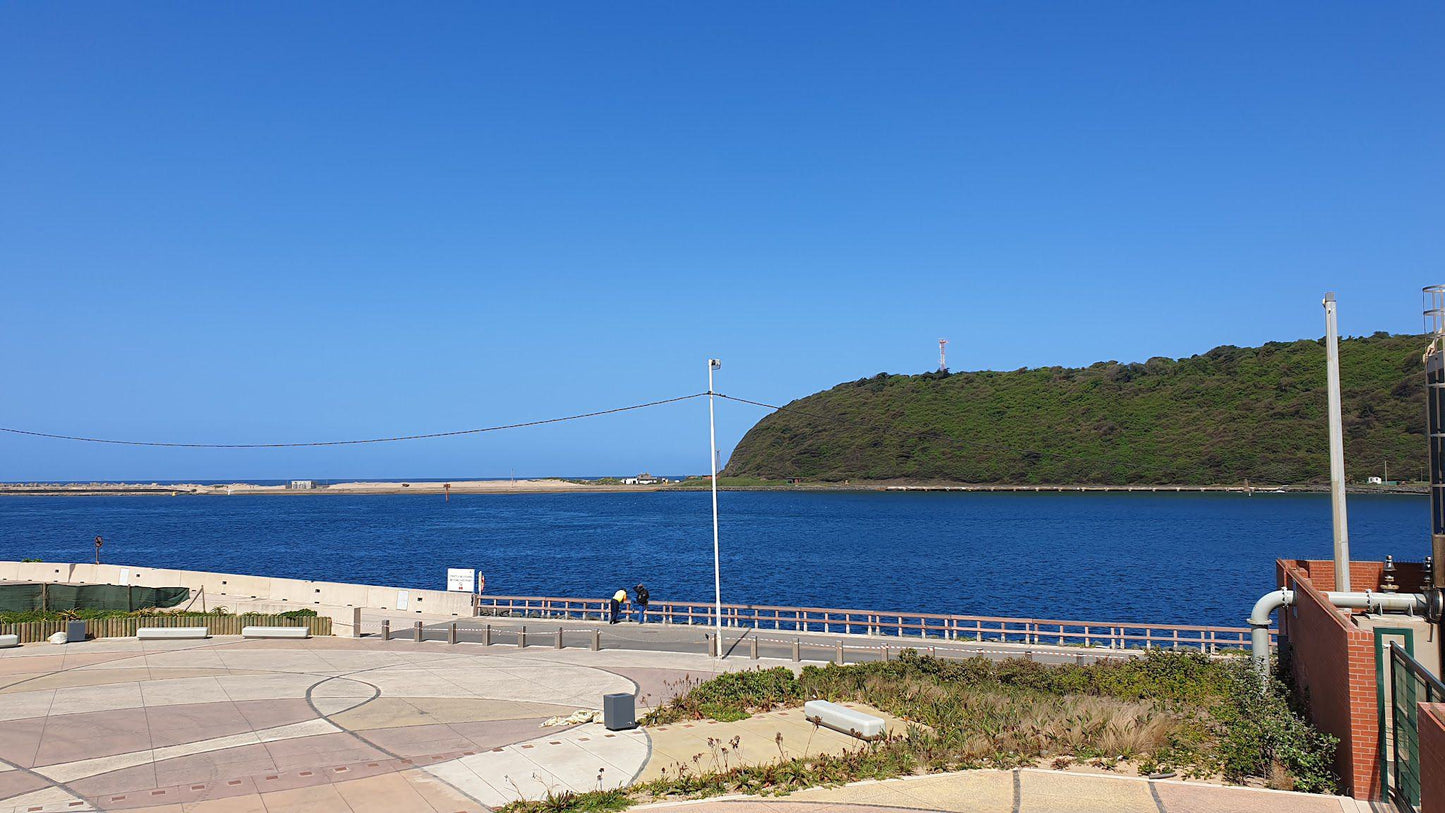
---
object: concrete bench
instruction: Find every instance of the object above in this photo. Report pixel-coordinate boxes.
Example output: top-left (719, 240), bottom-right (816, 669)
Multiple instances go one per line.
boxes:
top-left (803, 700), bottom-right (885, 739)
top-left (137, 626), bottom-right (208, 640)
top-left (0, 634), bottom-right (18, 649)
top-left (241, 626), bottom-right (309, 639)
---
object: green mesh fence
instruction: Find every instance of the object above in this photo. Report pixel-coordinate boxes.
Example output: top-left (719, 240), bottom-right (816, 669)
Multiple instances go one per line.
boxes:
top-left (0, 583), bottom-right (188, 613)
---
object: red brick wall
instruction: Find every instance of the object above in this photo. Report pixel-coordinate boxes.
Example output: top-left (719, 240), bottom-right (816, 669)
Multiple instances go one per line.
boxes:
top-left (1276, 559), bottom-right (1380, 798)
top-left (1422, 704), bottom-right (1445, 813)
top-left (1293, 558), bottom-right (1427, 594)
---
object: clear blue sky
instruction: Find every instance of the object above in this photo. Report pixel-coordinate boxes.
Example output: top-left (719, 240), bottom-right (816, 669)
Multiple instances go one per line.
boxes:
top-left (2, 3), bottom-right (1442, 481)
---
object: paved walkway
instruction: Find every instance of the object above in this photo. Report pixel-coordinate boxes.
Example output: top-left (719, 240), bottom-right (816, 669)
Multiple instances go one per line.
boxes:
top-left (636, 770), bottom-right (1379, 812)
top-left (417, 615), bottom-right (1140, 666)
top-left (0, 635), bottom-right (1369, 813)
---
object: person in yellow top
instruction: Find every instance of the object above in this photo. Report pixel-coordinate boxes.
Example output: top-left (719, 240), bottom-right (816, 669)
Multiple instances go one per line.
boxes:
top-left (609, 588), bottom-right (628, 624)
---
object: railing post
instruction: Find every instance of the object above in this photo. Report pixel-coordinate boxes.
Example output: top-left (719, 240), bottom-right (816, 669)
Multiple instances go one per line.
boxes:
top-left (591, 629), bottom-right (600, 651)
top-left (381, 619), bottom-right (390, 641)
top-left (448, 622), bottom-right (457, 645)
top-left (792, 638), bottom-right (800, 661)
top-left (555, 628), bottom-right (564, 649)
top-left (413, 621), bottom-right (423, 642)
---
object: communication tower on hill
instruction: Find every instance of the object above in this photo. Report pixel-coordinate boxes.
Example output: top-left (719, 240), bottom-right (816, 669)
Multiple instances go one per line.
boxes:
top-left (938, 339), bottom-right (948, 372)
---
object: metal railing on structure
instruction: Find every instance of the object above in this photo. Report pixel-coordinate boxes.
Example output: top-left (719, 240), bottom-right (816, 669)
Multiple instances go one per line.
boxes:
top-left (370, 618), bottom-right (1130, 665)
top-left (1389, 642), bottom-right (1445, 812)
top-left (471, 595), bottom-right (1267, 653)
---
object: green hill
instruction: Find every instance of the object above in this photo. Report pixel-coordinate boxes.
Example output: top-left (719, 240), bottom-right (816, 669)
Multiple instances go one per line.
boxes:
top-left (722, 333), bottom-right (1429, 485)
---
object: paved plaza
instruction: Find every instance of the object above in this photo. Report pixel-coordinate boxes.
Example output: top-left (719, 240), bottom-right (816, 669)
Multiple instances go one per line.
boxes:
top-left (0, 635), bottom-right (1377, 812)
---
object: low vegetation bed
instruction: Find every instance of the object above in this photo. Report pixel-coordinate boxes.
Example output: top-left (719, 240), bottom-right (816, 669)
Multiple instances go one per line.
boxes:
top-left (499, 650), bottom-right (1336, 813)
top-left (0, 607), bottom-right (319, 624)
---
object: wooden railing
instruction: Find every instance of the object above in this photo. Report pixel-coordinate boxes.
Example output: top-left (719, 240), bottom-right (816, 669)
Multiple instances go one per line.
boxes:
top-left (472, 595), bottom-right (1267, 653)
top-left (0, 613), bottom-right (331, 643)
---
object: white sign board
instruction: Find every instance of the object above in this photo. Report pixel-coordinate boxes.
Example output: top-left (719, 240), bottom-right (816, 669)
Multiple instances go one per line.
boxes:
top-left (446, 568), bottom-right (476, 593)
top-left (396, 590), bottom-right (409, 611)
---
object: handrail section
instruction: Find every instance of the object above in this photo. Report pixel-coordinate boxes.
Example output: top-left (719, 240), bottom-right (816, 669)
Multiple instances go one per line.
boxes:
top-left (470, 593), bottom-right (1270, 653)
top-left (1389, 642), bottom-right (1445, 811)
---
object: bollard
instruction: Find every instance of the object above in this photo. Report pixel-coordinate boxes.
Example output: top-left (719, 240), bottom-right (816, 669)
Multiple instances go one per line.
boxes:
top-left (413, 621), bottom-right (423, 643)
top-left (483, 624), bottom-right (492, 646)
top-left (750, 636), bottom-right (758, 659)
top-left (449, 622), bottom-right (457, 645)
top-left (591, 629), bottom-right (601, 651)
top-left (704, 633), bottom-right (712, 655)
top-left (351, 607), bottom-right (362, 639)
top-left (555, 628), bottom-right (564, 649)
top-left (928, 645), bottom-right (936, 658)
top-left (883, 646), bottom-right (891, 662)
top-left (791, 638), bottom-right (800, 662)
top-left (1024, 649), bottom-right (1034, 661)
top-left (835, 641), bottom-right (844, 665)
top-left (518, 626), bottom-right (527, 648)
top-left (381, 619), bottom-right (390, 641)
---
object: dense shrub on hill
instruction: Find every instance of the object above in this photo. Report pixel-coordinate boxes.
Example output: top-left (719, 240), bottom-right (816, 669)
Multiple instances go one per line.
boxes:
top-left (723, 333), bottom-right (1427, 485)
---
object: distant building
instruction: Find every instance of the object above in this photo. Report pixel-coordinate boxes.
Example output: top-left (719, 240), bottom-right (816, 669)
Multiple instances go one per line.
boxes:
top-left (621, 472), bottom-right (666, 485)
top-left (287, 480), bottom-right (316, 490)
top-left (1368, 476), bottom-right (1383, 485)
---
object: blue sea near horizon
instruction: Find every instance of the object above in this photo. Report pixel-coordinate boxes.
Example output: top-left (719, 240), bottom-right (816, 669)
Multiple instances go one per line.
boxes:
top-left (0, 492), bottom-right (1428, 628)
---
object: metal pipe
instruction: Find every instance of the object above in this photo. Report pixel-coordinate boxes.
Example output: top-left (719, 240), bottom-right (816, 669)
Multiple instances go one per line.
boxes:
top-left (1323, 293), bottom-right (1352, 592)
top-left (1248, 588), bottom-right (1427, 671)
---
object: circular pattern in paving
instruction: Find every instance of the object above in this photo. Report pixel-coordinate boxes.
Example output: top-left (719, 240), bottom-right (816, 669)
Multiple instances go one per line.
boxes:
top-left (0, 637), bottom-right (649, 812)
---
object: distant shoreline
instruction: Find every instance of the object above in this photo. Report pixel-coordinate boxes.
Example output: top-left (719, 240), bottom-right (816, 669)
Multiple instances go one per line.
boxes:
top-left (0, 478), bottom-right (1425, 497)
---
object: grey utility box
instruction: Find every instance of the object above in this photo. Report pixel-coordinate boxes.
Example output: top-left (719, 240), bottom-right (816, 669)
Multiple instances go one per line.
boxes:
top-left (603, 692), bottom-right (636, 731)
top-left (65, 620), bottom-right (87, 643)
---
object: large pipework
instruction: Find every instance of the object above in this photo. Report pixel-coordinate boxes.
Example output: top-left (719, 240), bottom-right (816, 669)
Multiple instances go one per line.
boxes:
top-left (1248, 588), bottom-right (1427, 672)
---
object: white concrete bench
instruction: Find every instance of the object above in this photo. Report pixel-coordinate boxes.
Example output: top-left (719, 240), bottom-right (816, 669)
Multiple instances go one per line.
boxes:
top-left (803, 700), bottom-right (885, 739)
top-left (137, 626), bottom-right (208, 640)
top-left (0, 634), bottom-right (18, 649)
top-left (241, 626), bottom-right (309, 639)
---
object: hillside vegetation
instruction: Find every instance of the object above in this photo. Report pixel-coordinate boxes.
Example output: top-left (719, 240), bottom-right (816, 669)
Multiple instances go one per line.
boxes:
top-left (722, 333), bottom-right (1428, 485)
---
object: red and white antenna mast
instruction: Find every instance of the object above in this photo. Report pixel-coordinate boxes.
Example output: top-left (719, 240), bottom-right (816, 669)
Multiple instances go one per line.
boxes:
top-left (938, 339), bottom-right (948, 372)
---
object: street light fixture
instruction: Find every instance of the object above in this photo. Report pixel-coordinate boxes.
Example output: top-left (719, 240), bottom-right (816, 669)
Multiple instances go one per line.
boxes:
top-left (707, 359), bottom-right (723, 658)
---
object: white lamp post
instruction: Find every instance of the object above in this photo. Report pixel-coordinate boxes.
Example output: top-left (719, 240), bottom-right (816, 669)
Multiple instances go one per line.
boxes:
top-left (707, 358), bottom-right (723, 658)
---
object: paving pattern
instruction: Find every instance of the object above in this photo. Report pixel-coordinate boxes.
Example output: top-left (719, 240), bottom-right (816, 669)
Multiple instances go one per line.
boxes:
top-left (0, 637), bottom-right (690, 812)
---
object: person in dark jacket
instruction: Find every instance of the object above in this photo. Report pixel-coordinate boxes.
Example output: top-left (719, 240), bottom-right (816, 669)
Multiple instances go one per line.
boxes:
top-left (634, 583), bottom-right (650, 624)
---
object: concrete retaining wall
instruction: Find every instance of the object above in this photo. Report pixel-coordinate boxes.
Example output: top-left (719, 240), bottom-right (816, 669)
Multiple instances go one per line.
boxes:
top-left (0, 561), bottom-right (475, 617)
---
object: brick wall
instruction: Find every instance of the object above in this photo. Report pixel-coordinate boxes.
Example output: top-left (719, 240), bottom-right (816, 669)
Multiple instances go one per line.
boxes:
top-left (1276, 559), bottom-right (1381, 799)
top-left (1292, 558), bottom-right (1427, 594)
top-left (1423, 704), bottom-right (1445, 813)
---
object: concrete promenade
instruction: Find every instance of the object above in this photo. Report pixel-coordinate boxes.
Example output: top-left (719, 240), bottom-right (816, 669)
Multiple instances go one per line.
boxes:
top-left (0, 634), bottom-right (1378, 813)
top-left (418, 615), bottom-right (1138, 666)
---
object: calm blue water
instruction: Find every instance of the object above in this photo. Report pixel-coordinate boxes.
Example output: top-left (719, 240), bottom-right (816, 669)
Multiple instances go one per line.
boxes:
top-left (0, 492), bottom-right (1428, 628)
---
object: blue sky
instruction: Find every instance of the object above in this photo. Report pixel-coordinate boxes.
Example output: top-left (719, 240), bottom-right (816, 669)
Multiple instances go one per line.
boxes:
top-left (1, 3), bottom-right (1442, 481)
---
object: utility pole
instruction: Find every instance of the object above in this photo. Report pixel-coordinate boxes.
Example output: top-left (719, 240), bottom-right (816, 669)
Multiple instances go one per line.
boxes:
top-left (707, 358), bottom-right (723, 658)
top-left (1323, 293), bottom-right (1351, 592)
